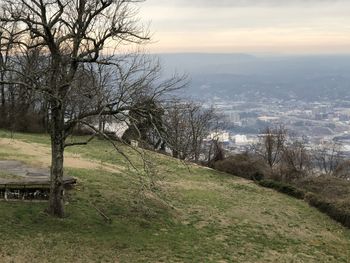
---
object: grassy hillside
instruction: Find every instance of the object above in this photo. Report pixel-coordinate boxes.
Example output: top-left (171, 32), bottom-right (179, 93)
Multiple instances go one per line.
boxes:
top-left (0, 131), bottom-right (349, 262)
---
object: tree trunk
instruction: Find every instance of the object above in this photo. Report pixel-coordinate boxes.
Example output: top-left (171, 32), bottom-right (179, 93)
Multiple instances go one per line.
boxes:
top-left (0, 73), bottom-right (7, 126)
top-left (0, 85), bottom-right (5, 107)
top-left (0, 84), bottom-right (5, 127)
top-left (48, 102), bottom-right (65, 218)
top-left (172, 149), bottom-right (179, 159)
top-left (0, 71), bottom-right (5, 107)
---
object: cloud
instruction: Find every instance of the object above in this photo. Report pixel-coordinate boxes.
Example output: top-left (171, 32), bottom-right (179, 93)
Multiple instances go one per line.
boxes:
top-left (140, 0), bottom-right (350, 53)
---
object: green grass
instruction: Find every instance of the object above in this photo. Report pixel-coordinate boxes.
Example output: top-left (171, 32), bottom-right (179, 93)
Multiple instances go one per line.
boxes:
top-left (0, 129), bottom-right (51, 145)
top-left (0, 130), bottom-right (349, 262)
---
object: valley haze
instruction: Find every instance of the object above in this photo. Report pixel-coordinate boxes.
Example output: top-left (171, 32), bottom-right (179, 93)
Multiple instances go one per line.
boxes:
top-left (158, 53), bottom-right (350, 101)
top-left (157, 53), bottom-right (350, 157)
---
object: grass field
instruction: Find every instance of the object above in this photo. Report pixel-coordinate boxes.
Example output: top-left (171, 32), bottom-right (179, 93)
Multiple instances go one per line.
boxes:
top-left (0, 130), bottom-right (349, 262)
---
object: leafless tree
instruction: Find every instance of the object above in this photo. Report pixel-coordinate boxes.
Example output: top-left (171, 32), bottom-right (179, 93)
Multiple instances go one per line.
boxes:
top-left (281, 137), bottom-right (312, 181)
top-left (206, 138), bottom-right (225, 167)
top-left (164, 100), bottom-right (217, 162)
top-left (0, 21), bottom-right (21, 128)
top-left (188, 103), bottom-right (217, 162)
top-left (333, 160), bottom-right (350, 180)
top-left (0, 0), bottom-right (184, 217)
top-left (254, 125), bottom-right (287, 170)
top-left (312, 142), bottom-right (343, 175)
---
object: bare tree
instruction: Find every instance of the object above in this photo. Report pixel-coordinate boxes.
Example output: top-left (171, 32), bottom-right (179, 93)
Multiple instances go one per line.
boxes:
top-left (254, 125), bottom-right (287, 170)
top-left (162, 100), bottom-right (190, 159)
top-left (206, 138), bottom-right (225, 168)
top-left (281, 137), bottom-right (312, 181)
top-left (333, 160), bottom-right (350, 180)
top-left (312, 142), bottom-right (343, 175)
top-left (164, 100), bottom-right (216, 162)
top-left (0, 0), bottom-right (184, 217)
top-left (0, 21), bottom-right (20, 128)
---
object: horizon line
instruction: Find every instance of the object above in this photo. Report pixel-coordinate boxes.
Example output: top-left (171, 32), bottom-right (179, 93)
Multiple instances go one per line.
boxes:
top-left (149, 52), bottom-right (350, 57)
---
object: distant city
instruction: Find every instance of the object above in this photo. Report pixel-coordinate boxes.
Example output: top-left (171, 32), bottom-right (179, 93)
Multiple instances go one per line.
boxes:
top-left (206, 97), bottom-right (350, 156)
top-left (158, 53), bottom-right (350, 156)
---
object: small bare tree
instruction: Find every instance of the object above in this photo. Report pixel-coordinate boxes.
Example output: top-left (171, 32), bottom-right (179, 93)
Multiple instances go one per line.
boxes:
top-left (206, 138), bottom-right (225, 168)
top-left (254, 125), bottom-right (287, 170)
top-left (312, 142), bottom-right (343, 175)
top-left (281, 137), bottom-right (312, 181)
top-left (164, 100), bottom-right (216, 162)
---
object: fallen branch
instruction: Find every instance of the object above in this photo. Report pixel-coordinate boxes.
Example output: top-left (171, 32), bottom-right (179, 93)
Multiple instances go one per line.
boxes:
top-left (90, 202), bottom-right (112, 223)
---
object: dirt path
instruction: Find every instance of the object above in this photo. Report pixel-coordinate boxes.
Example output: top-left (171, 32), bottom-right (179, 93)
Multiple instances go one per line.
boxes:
top-left (0, 138), bottom-right (122, 173)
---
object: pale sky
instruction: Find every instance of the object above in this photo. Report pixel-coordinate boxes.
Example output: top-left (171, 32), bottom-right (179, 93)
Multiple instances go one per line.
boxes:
top-left (139, 0), bottom-right (350, 54)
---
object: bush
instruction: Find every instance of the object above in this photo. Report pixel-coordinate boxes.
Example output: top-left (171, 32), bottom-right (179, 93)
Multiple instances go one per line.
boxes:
top-left (277, 166), bottom-right (308, 183)
top-left (305, 193), bottom-right (350, 228)
top-left (214, 153), bottom-right (268, 181)
top-left (259, 177), bottom-right (350, 228)
top-left (258, 180), bottom-right (305, 199)
top-left (294, 176), bottom-right (350, 200)
top-left (0, 107), bottom-right (47, 133)
top-left (214, 153), bottom-right (350, 229)
top-left (333, 160), bottom-right (350, 180)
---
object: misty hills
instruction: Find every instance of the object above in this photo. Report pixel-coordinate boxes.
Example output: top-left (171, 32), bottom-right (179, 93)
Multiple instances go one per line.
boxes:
top-left (158, 53), bottom-right (350, 101)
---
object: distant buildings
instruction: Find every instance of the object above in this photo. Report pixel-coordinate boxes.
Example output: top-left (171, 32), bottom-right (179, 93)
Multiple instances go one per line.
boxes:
top-left (205, 97), bottom-right (350, 157)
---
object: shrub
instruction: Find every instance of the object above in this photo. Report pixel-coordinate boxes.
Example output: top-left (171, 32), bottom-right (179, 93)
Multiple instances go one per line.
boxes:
top-left (277, 165), bottom-right (308, 183)
top-left (258, 179), bottom-right (305, 199)
top-left (305, 193), bottom-right (350, 228)
top-left (214, 153), bottom-right (268, 181)
top-left (294, 176), bottom-right (350, 200)
top-left (333, 160), bottom-right (350, 179)
top-left (0, 107), bottom-right (47, 133)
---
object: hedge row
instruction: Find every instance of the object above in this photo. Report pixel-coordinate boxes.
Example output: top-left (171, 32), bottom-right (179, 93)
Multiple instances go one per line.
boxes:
top-left (257, 179), bottom-right (350, 228)
top-left (305, 193), bottom-right (350, 228)
top-left (212, 156), bottom-right (350, 228)
top-left (257, 179), bottom-right (305, 199)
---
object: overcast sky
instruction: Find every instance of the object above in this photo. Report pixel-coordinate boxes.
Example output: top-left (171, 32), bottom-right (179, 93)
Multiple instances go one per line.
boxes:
top-left (139, 0), bottom-right (350, 54)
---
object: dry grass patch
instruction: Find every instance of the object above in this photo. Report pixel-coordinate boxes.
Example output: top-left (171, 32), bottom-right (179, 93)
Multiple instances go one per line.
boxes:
top-left (0, 138), bottom-right (123, 173)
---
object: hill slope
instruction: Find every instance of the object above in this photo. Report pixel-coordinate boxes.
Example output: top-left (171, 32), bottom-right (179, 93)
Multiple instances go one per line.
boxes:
top-left (0, 131), bottom-right (349, 262)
